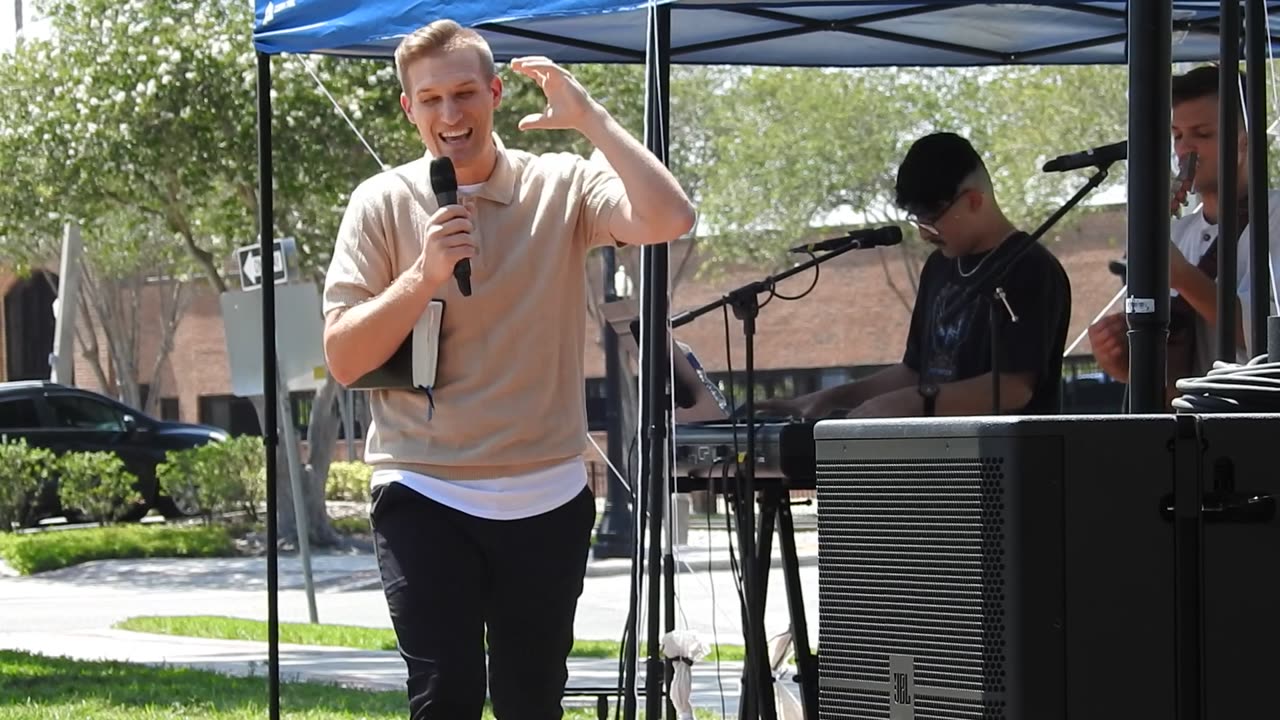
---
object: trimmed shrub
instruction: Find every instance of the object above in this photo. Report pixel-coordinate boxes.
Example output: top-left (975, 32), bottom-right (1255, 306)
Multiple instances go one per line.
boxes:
top-left (0, 439), bottom-right (56, 531)
top-left (326, 461), bottom-right (372, 502)
top-left (157, 436), bottom-right (266, 522)
top-left (57, 451), bottom-right (144, 526)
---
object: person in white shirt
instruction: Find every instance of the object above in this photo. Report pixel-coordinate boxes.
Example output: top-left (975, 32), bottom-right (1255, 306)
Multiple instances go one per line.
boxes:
top-left (1089, 65), bottom-right (1280, 408)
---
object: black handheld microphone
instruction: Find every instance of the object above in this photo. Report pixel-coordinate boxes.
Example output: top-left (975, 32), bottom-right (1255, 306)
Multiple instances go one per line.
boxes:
top-left (789, 225), bottom-right (902, 254)
top-left (1041, 140), bottom-right (1127, 173)
top-left (429, 156), bottom-right (470, 296)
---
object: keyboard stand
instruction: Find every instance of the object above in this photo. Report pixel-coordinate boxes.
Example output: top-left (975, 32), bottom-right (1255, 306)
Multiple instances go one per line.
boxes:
top-left (750, 487), bottom-right (818, 720)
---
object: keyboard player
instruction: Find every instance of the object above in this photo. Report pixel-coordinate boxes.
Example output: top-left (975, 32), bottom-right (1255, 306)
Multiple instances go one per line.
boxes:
top-left (755, 132), bottom-right (1072, 419)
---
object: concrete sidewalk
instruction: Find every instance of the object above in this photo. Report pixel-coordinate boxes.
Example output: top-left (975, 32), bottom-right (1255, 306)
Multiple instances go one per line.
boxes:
top-left (0, 525), bottom-right (819, 718)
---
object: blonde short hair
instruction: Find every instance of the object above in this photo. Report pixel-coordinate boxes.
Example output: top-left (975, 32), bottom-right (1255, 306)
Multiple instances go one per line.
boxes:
top-left (394, 19), bottom-right (496, 94)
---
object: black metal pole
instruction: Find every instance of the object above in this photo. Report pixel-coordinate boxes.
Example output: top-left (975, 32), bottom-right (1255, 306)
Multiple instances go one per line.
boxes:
top-left (1126, 0), bottom-right (1173, 413)
top-left (1246, 0), bottom-right (1272, 357)
top-left (641, 6), bottom-right (672, 719)
top-left (594, 247), bottom-right (634, 559)
top-left (255, 50), bottom-right (281, 720)
top-left (1217, 0), bottom-right (1241, 362)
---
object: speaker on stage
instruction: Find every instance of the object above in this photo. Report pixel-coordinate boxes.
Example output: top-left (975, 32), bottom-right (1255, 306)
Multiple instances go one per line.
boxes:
top-left (813, 413), bottom-right (1280, 719)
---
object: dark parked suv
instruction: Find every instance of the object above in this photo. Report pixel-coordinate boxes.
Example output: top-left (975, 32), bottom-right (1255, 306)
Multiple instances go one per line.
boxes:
top-left (0, 381), bottom-right (229, 524)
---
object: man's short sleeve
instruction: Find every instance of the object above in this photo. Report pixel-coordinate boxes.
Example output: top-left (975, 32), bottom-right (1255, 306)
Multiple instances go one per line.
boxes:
top-left (997, 247), bottom-right (1069, 378)
top-left (323, 184), bottom-right (393, 318)
top-left (574, 157), bottom-right (627, 250)
top-left (902, 253), bottom-right (942, 372)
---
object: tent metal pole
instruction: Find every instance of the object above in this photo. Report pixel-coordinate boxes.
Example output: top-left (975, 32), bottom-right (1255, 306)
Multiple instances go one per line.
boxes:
top-left (641, 5), bottom-right (673, 719)
top-left (1125, 0), bottom-right (1173, 412)
top-left (1247, 0), bottom-right (1272, 356)
top-left (1218, 0), bottom-right (1242, 362)
top-left (255, 49), bottom-right (281, 720)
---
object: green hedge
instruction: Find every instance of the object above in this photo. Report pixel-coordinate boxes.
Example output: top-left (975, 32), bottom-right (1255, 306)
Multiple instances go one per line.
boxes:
top-left (326, 461), bottom-right (372, 502)
top-left (0, 525), bottom-right (234, 575)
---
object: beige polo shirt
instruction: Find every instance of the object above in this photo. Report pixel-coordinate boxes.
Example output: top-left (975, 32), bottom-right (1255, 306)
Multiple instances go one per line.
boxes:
top-left (323, 134), bottom-right (624, 481)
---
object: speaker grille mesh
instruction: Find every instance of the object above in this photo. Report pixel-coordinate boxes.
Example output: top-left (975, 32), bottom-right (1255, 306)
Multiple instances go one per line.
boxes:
top-left (818, 457), bottom-right (1008, 718)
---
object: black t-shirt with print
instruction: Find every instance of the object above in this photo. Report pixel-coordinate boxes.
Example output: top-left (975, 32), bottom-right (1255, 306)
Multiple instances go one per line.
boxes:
top-left (903, 232), bottom-right (1072, 414)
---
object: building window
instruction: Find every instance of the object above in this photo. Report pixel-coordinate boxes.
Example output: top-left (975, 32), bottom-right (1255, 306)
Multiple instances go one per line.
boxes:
top-left (159, 397), bottom-right (180, 421)
top-left (585, 378), bottom-right (610, 432)
top-left (286, 389), bottom-right (368, 441)
top-left (198, 394), bottom-right (261, 436)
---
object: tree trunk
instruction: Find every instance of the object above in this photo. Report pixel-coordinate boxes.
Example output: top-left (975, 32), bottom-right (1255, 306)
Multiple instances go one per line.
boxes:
top-left (246, 379), bottom-right (340, 548)
top-left (302, 375), bottom-right (342, 546)
top-left (142, 281), bottom-right (189, 416)
top-left (74, 290), bottom-right (112, 393)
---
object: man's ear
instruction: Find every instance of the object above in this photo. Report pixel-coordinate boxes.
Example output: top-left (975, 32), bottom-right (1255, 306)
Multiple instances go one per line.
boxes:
top-left (490, 74), bottom-right (503, 109)
top-left (968, 188), bottom-right (986, 212)
top-left (400, 93), bottom-right (413, 122)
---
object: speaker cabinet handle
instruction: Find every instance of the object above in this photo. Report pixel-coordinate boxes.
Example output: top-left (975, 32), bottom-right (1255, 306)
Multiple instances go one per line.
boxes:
top-left (1160, 492), bottom-right (1277, 524)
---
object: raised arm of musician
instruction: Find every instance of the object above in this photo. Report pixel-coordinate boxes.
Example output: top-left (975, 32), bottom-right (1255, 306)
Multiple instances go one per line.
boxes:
top-left (1170, 243), bottom-right (1247, 350)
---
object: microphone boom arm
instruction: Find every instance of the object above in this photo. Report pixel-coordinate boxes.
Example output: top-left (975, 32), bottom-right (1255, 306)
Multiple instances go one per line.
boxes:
top-left (671, 234), bottom-right (882, 329)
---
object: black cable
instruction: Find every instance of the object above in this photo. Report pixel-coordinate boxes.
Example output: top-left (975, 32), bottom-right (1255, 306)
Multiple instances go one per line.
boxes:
top-left (1171, 355), bottom-right (1280, 412)
top-left (770, 254), bottom-right (821, 301)
top-left (613, 434), bottom-right (640, 720)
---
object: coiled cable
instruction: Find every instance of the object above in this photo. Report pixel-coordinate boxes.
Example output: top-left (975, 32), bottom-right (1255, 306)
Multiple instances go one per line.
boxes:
top-left (1172, 354), bottom-right (1280, 412)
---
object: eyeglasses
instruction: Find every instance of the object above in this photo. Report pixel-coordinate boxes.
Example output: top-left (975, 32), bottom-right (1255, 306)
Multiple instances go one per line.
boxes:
top-left (907, 189), bottom-right (970, 236)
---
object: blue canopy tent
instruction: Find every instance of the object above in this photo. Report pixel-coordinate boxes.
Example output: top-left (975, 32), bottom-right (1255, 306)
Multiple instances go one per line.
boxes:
top-left (251, 3), bottom-right (1277, 719)
top-left (254, 0), bottom-right (1276, 65)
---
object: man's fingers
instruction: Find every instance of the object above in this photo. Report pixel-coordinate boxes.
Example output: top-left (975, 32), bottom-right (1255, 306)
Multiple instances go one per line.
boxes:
top-left (430, 203), bottom-right (471, 223)
top-left (518, 112), bottom-right (553, 131)
top-left (435, 217), bottom-right (474, 237)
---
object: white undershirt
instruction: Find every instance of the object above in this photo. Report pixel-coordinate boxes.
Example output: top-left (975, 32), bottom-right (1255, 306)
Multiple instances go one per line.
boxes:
top-left (370, 455), bottom-right (588, 521)
top-left (1171, 189), bottom-right (1280, 360)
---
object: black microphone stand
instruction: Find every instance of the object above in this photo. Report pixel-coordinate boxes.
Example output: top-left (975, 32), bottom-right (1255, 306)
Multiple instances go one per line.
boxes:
top-left (937, 161), bottom-right (1116, 414)
top-left (671, 233), bottom-right (881, 720)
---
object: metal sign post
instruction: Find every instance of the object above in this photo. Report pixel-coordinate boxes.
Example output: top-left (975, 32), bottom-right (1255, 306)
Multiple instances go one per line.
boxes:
top-left (221, 238), bottom-right (320, 623)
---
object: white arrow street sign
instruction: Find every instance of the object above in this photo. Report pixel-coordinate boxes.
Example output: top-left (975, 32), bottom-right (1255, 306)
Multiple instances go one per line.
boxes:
top-left (236, 240), bottom-right (289, 290)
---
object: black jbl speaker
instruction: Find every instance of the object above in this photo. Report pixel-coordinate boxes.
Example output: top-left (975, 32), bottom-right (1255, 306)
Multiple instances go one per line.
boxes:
top-left (814, 414), bottom-right (1280, 720)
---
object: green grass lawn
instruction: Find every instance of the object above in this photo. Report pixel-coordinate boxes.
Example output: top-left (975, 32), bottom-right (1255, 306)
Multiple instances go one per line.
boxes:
top-left (0, 650), bottom-right (722, 719)
top-left (114, 616), bottom-right (747, 662)
top-left (0, 650), bottom-right (432, 719)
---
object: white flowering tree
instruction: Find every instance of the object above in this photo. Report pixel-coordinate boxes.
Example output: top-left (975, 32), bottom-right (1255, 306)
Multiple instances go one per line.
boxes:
top-left (0, 0), bottom-right (423, 544)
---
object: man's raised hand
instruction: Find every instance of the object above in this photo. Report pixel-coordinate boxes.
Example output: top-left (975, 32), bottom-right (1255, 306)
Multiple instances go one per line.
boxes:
top-left (511, 56), bottom-right (598, 133)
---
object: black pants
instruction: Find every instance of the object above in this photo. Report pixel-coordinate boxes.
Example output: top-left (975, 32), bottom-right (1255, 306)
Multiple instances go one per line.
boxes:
top-left (370, 480), bottom-right (596, 720)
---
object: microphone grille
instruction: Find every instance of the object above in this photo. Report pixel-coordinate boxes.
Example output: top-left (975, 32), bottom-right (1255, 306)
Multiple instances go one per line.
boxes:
top-left (429, 156), bottom-right (457, 191)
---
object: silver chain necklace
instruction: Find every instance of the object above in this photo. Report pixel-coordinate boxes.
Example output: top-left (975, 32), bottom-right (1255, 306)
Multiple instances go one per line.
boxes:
top-left (956, 231), bottom-right (1020, 277)
top-left (956, 251), bottom-right (993, 278)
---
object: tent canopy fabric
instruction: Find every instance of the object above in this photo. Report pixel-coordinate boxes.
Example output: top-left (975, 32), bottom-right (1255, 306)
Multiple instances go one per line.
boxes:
top-left (253, 1), bottom-right (1280, 65)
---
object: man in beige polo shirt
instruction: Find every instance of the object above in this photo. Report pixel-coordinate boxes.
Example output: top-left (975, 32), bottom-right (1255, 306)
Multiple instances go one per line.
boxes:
top-left (321, 18), bottom-right (694, 720)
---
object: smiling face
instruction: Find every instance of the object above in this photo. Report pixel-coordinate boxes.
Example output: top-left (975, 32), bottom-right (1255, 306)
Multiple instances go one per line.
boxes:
top-left (398, 46), bottom-right (503, 185)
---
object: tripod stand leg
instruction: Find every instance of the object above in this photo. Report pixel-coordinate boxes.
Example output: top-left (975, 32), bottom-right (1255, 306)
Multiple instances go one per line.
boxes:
top-left (736, 491), bottom-right (778, 720)
top-left (776, 494), bottom-right (817, 720)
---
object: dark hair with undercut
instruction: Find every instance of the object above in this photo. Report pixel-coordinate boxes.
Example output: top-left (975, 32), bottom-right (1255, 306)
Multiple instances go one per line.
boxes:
top-left (1172, 64), bottom-right (1246, 111)
top-left (894, 132), bottom-right (990, 214)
